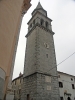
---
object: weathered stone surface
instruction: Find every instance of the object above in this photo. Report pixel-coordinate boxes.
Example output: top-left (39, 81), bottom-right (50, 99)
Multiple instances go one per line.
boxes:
top-left (21, 73), bottom-right (60, 100)
top-left (21, 2), bottom-right (60, 100)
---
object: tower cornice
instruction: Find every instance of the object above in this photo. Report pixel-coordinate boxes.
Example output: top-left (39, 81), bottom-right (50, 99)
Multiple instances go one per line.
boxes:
top-left (26, 23), bottom-right (55, 37)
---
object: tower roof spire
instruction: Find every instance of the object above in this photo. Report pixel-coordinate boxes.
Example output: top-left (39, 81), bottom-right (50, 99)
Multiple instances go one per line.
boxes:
top-left (36, 2), bottom-right (43, 9)
top-left (32, 2), bottom-right (47, 17)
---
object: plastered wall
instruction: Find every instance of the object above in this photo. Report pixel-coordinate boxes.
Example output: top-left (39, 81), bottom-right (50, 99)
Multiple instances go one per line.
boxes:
top-left (0, 0), bottom-right (24, 76)
top-left (0, 0), bottom-right (31, 99)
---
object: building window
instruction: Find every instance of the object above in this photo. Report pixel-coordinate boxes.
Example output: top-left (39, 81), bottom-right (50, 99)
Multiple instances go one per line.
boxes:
top-left (33, 19), bottom-right (35, 25)
top-left (46, 54), bottom-right (48, 58)
top-left (45, 21), bottom-right (48, 28)
top-left (59, 82), bottom-right (63, 88)
top-left (72, 84), bottom-right (74, 89)
top-left (27, 94), bottom-right (30, 100)
top-left (40, 19), bottom-right (44, 26)
top-left (71, 78), bottom-right (73, 81)
top-left (60, 97), bottom-right (63, 100)
top-left (19, 89), bottom-right (21, 94)
top-left (14, 81), bottom-right (16, 85)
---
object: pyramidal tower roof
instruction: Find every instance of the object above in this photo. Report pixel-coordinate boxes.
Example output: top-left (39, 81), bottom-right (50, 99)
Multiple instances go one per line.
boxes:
top-left (36, 2), bottom-right (43, 9)
top-left (32, 2), bottom-right (47, 16)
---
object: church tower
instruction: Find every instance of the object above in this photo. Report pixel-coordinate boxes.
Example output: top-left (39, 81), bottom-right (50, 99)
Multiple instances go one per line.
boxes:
top-left (22, 2), bottom-right (60, 100)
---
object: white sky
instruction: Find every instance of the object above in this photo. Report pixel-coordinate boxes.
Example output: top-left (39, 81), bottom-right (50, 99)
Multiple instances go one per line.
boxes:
top-left (13, 0), bottom-right (75, 79)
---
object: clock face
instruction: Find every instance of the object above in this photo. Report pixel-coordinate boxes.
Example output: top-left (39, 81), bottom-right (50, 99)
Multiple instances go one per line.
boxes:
top-left (44, 43), bottom-right (49, 49)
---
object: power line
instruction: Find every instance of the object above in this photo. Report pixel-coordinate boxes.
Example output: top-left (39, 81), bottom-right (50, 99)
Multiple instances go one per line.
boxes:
top-left (57, 52), bottom-right (75, 66)
top-left (42, 51), bottom-right (75, 74)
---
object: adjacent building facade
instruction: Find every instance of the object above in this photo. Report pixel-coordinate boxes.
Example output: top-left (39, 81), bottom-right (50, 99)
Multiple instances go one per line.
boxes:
top-left (21, 2), bottom-right (60, 100)
top-left (58, 71), bottom-right (75, 100)
top-left (0, 0), bottom-right (31, 99)
top-left (12, 73), bottom-right (23, 100)
top-left (12, 72), bottom-right (75, 100)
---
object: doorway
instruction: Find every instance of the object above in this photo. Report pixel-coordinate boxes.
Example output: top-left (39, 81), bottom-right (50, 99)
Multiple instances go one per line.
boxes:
top-left (27, 94), bottom-right (30, 100)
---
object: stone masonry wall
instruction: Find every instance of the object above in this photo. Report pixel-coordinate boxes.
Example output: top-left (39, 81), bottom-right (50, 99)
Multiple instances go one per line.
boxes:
top-left (21, 73), bottom-right (37, 100)
top-left (24, 25), bottom-right (58, 76)
top-left (21, 73), bottom-right (60, 100)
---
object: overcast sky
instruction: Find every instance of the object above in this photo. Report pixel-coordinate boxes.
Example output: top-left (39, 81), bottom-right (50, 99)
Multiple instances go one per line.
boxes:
top-left (13, 0), bottom-right (75, 79)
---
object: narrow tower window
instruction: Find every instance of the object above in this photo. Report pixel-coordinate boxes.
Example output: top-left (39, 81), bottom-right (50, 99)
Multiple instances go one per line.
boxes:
top-left (27, 94), bottom-right (30, 100)
top-left (33, 19), bottom-right (35, 25)
top-left (40, 19), bottom-right (44, 26)
top-left (72, 84), bottom-right (74, 89)
top-left (45, 21), bottom-right (48, 28)
top-left (46, 54), bottom-right (48, 58)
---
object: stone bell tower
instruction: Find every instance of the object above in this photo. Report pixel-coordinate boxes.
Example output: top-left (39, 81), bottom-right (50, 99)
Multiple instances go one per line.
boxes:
top-left (22, 2), bottom-right (60, 100)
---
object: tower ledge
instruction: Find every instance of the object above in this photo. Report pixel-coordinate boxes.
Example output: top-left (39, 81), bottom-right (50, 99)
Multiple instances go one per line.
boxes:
top-left (26, 23), bottom-right (55, 38)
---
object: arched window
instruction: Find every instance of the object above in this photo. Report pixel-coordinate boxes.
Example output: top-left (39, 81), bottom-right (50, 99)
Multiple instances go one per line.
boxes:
top-left (45, 21), bottom-right (48, 28)
top-left (40, 19), bottom-right (44, 26)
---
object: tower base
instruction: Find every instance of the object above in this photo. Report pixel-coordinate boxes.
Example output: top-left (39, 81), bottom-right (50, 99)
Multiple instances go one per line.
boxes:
top-left (21, 72), bottom-right (60, 100)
